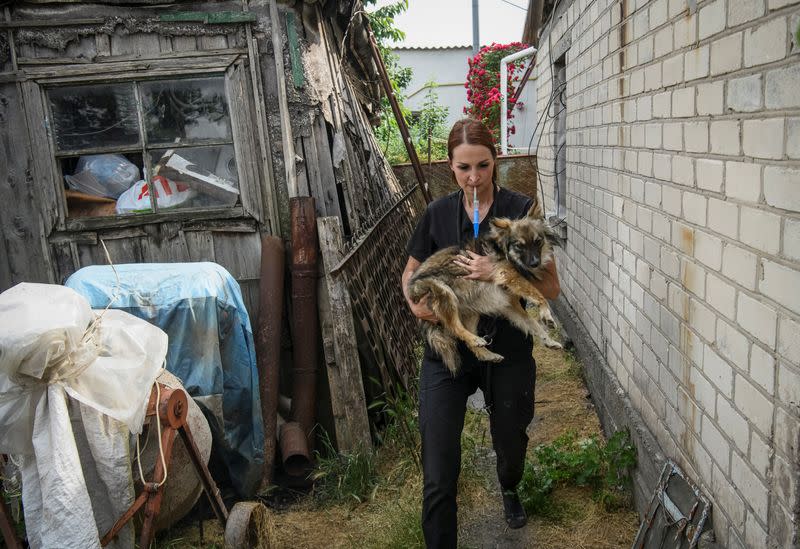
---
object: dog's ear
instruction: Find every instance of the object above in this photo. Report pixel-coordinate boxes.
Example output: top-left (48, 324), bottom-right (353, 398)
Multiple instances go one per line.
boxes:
top-left (490, 217), bottom-right (512, 230)
top-left (527, 199), bottom-right (543, 219)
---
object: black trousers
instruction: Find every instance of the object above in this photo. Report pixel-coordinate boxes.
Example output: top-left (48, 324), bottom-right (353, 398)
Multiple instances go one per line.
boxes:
top-left (418, 339), bottom-right (536, 549)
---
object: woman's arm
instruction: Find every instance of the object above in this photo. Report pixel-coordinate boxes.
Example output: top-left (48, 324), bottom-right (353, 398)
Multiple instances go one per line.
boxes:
top-left (401, 256), bottom-right (438, 323)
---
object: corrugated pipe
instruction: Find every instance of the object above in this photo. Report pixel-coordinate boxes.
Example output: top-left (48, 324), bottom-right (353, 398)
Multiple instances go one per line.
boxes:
top-left (256, 235), bottom-right (285, 488)
top-left (289, 196), bottom-right (319, 453)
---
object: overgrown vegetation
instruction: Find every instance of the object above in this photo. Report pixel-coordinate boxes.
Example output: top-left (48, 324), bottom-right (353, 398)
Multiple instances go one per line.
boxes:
top-left (311, 431), bottom-right (379, 505)
top-left (518, 430), bottom-right (637, 518)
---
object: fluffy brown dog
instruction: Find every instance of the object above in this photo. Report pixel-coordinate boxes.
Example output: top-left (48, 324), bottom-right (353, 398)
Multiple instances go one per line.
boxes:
top-left (408, 201), bottom-right (561, 374)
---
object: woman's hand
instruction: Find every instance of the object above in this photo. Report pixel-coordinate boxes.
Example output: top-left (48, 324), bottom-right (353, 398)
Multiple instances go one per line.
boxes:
top-left (453, 250), bottom-right (495, 281)
top-left (408, 296), bottom-right (439, 323)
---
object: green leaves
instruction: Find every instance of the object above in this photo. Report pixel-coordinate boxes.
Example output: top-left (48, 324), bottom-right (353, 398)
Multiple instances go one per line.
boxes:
top-left (518, 430), bottom-right (637, 516)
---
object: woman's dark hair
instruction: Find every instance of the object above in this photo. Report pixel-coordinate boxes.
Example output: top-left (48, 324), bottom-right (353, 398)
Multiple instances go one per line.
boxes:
top-left (447, 118), bottom-right (498, 185)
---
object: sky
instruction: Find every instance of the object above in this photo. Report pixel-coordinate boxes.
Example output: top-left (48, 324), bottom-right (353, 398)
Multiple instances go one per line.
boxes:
top-left (373, 0), bottom-right (528, 49)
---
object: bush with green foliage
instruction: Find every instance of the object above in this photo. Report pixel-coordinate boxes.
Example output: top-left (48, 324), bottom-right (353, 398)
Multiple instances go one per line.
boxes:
top-left (518, 430), bottom-right (637, 516)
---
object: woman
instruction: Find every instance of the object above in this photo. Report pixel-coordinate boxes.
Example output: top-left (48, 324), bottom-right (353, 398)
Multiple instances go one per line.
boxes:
top-left (401, 118), bottom-right (560, 548)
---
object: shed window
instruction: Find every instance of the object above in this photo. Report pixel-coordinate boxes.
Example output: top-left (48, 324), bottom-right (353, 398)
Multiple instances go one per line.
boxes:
top-left (48, 76), bottom-right (239, 219)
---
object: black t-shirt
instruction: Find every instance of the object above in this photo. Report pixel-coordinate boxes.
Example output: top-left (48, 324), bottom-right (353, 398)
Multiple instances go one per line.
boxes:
top-left (407, 186), bottom-right (536, 364)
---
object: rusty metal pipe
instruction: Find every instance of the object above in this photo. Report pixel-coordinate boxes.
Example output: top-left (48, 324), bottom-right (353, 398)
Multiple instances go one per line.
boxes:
top-left (255, 235), bottom-right (285, 489)
top-left (289, 197), bottom-right (319, 451)
top-left (279, 421), bottom-right (312, 477)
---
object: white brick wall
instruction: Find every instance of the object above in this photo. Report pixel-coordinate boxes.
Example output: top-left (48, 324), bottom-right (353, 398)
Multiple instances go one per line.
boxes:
top-left (534, 0), bottom-right (800, 543)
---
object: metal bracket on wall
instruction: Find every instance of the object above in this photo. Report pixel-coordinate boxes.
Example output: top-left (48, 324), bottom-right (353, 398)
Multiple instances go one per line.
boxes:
top-left (633, 460), bottom-right (712, 549)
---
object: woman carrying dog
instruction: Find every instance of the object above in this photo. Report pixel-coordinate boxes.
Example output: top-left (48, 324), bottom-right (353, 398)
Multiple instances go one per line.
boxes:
top-left (401, 118), bottom-right (560, 548)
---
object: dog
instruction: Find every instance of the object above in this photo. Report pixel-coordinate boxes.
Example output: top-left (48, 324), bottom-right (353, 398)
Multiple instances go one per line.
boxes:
top-left (408, 200), bottom-right (561, 375)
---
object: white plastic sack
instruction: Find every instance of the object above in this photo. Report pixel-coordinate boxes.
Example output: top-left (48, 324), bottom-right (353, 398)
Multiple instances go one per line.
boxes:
top-left (115, 176), bottom-right (195, 214)
top-left (0, 283), bottom-right (168, 549)
top-left (65, 155), bottom-right (140, 199)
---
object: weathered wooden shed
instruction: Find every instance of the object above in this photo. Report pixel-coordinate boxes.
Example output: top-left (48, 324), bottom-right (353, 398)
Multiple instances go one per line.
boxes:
top-left (0, 0), bottom-right (429, 457)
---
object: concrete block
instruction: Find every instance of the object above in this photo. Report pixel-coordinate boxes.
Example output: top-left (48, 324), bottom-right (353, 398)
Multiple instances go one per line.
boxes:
top-left (761, 260), bottom-right (800, 316)
top-left (723, 244), bottom-right (758, 290)
top-left (691, 299), bottom-right (718, 342)
top-left (707, 272), bottom-right (737, 320)
top-left (674, 14), bottom-right (698, 49)
top-left (655, 26), bottom-right (673, 59)
top-left (704, 344), bottom-right (734, 397)
top-left (788, 118), bottom-right (800, 160)
top-left (734, 374), bottom-right (774, 440)
top-left (716, 318), bottom-right (750, 368)
top-left (737, 292), bottom-right (777, 347)
top-left (653, 90), bottom-right (671, 117)
top-left (777, 360), bottom-right (800, 406)
top-left (645, 62), bottom-right (662, 91)
top-left (783, 217), bottom-right (800, 262)
top-left (744, 17), bottom-right (787, 67)
top-left (673, 221), bottom-right (695, 255)
top-left (645, 123), bottom-right (662, 149)
top-left (650, 0), bottom-right (669, 27)
top-left (683, 191), bottom-right (707, 224)
top-left (694, 230), bottom-right (723, 270)
top-left (684, 121), bottom-right (709, 153)
top-left (638, 95), bottom-right (653, 121)
top-left (663, 54), bottom-right (684, 87)
top-left (766, 64), bottom-right (800, 109)
top-left (699, 0), bottom-right (726, 40)
top-left (743, 118), bottom-right (784, 160)
top-left (673, 86), bottom-right (696, 117)
top-left (710, 120), bottom-right (740, 156)
top-left (711, 32), bottom-right (743, 76)
top-left (664, 121), bottom-right (684, 150)
top-left (764, 166), bottom-right (800, 212)
top-left (716, 394), bottom-right (749, 453)
top-left (653, 153), bottom-right (672, 180)
top-left (728, 0), bottom-right (765, 27)
top-left (749, 344), bottom-right (775, 396)
top-left (725, 161), bottom-right (761, 203)
top-left (727, 74), bottom-right (762, 113)
top-left (702, 413), bottom-right (732, 470)
top-left (684, 45), bottom-right (710, 81)
top-left (708, 197), bottom-right (738, 237)
top-left (681, 258), bottom-right (707, 299)
top-left (739, 206), bottom-right (781, 254)
top-left (697, 81), bottom-right (724, 115)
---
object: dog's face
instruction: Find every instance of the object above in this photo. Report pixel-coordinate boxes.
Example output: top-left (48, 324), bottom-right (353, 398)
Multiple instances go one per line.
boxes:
top-left (485, 202), bottom-right (555, 279)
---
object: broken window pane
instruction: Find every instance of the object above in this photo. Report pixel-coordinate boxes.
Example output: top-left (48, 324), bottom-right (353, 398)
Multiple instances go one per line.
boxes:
top-left (48, 83), bottom-right (140, 152)
top-left (149, 145), bottom-right (239, 210)
top-left (141, 78), bottom-right (232, 145)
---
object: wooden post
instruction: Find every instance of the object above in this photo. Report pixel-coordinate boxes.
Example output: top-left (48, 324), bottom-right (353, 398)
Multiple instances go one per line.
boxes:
top-left (317, 216), bottom-right (371, 452)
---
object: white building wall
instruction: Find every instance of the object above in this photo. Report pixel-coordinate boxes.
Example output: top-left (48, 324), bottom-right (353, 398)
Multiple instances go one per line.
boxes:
top-left (534, 0), bottom-right (800, 546)
top-left (394, 46), bottom-right (538, 152)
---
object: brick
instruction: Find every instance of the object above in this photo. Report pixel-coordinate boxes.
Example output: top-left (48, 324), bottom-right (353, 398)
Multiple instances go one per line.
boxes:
top-left (683, 192), bottom-right (706, 224)
top-left (637, 95), bottom-right (653, 121)
top-left (645, 181), bottom-right (662, 207)
top-left (663, 54), bottom-right (684, 87)
top-left (727, 74), bottom-right (763, 113)
top-left (663, 185), bottom-right (682, 215)
top-left (653, 153), bottom-right (671, 180)
top-left (749, 344), bottom-right (775, 395)
top-left (654, 26), bottom-right (673, 59)
top-left (699, 0), bottom-right (726, 40)
top-left (728, 0), bottom-right (765, 27)
top-left (692, 299), bottom-right (718, 342)
top-left (770, 0), bottom-right (799, 7)
top-left (694, 230), bottom-right (723, 270)
top-left (739, 207), bottom-right (781, 254)
top-left (764, 166), bottom-right (800, 212)
top-left (697, 160), bottom-right (724, 193)
top-left (707, 273), bottom-right (737, 319)
top-left (745, 510), bottom-right (769, 547)
top-left (743, 119), bottom-right (784, 160)
top-left (750, 431), bottom-right (771, 478)
top-left (788, 118), bottom-right (800, 160)
top-left (708, 197), bottom-right (738, 238)
top-left (639, 36), bottom-right (655, 65)
top-left (723, 245), bottom-right (758, 290)
top-left (737, 292), bottom-right (777, 347)
top-left (744, 17), bottom-right (787, 68)
top-left (675, 157), bottom-right (696, 187)
top-left (681, 259), bottom-right (707, 299)
top-left (725, 161), bottom-right (761, 203)
top-left (784, 218), bottom-right (800, 261)
top-left (664, 122), bottom-right (683, 150)
top-left (710, 120), bottom-right (740, 156)
top-left (653, 91), bottom-right (671, 118)
top-left (716, 395), bottom-right (749, 452)
top-left (735, 373), bottom-right (775, 439)
top-left (645, 63), bottom-right (662, 91)
top-left (650, 0), bottom-right (668, 27)
top-left (702, 414), bottom-right (731, 469)
top-left (710, 32), bottom-right (743, 76)
top-left (716, 319), bottom-right (750, 368)
top-left (672, 87), bottom-right (695, 117)
top-left (663, 247), bottom-right (681, 277)
top-left (684, 121), bottom-right (709, 153)
top-left (761, 260), bottom-right (800, 316)
top-left (674, 14), bottom-right (698, 49)
top-left (777, 360), bottom-right (800, 405)
top-left (704, 344), bottom-right (734, 396)
top-left (684, 46), bottom-right (710, 81)
top-left (645, 123), bottom-right (662, 148)
top-left (766, 64), bottom-right (800, 109)
top-left (673, 221), bottom-right (695, 255)
top-left (696, 81), bottom-right (724, 115)
top-left (631, 69), bottom-right (645, 95)
top-left (669, 0), bottom-right (687, 18)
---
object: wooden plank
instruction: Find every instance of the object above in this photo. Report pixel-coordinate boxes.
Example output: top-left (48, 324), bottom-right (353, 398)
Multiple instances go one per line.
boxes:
top-left (198, 35), bottom-right (228, 50)
top-left (212, 231), bottom-right (261, 280)
top-left (183, 218), bottom-right (256, 232)
top-left (50, 240), bottom-right (77, 284)
top-left (226, 61), bottom-right (264, 224)
top-left (21, 54), bottom-right (239, 80)
top-left (312, 114), bottom-right (342, 219)
top-left (95, 34), bottom-right (111, 56)
top-left (183, 230), bottom-right (216, 262)
top-left (285, 11), bottom-right (305, 88)
top-left (317, 216), bottom-right (371, 452)
top-left (65, 205), bottom-right (246, 232)
top-left (110, 32), bottom-right (161, 57)
top-left (269, 0), bottom-right (299, 198)
top-left (239, 279), bottom-right (260, 326)
top-left (0, 18), bottom-right (105, 29)
top-left (295, 136), bottom-right (311, 196)
top-left (171, 35), bottom-right (198, 52)
top-left (141, 222), bottom-right (191, 264)
top-left (157, 34), bottom-right (173, 53)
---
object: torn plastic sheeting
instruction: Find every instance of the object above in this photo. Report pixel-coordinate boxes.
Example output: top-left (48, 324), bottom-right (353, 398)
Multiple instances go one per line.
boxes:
top-left (65, 262), bottom-right (265, 497)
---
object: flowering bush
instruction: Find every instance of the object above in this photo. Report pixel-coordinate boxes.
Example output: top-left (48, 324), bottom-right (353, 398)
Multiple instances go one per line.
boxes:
top-left (464, 42), bottom-right (530, 142)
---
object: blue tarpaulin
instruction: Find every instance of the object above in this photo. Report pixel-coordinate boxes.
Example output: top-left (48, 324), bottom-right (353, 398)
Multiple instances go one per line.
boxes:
top-left (65, 262), bottom-right (264, 497)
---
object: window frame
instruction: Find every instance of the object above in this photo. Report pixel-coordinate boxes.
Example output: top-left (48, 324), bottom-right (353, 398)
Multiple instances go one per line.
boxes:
top-left (22, 54), bottom-right (262, 232)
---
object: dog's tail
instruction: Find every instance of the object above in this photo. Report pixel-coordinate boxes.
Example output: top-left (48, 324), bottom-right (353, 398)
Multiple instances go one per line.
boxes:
top-left (425, 325), bottom-right (461, 374)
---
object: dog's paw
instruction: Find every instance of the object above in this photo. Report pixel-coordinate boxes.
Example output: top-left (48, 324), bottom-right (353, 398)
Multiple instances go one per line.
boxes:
top-left (471, 335), bottom-right (489, 347)
top-left (543, 337), bottom-right (563, 349)
top-left (538, 307), bottom-right (556, 327)
top-left (475, 348), bottom-right (504, 363)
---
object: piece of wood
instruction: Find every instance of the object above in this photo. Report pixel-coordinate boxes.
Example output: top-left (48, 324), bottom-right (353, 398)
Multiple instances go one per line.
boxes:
top-left (183, 230), bottom-right (215, 262)
top-left (268, 0), bottom-right (299, 199)
top-left (110, 32), bottom-right (161, 57)
top-left (317, 216), bottom-right (371, 452)
top-left (285, 11), bottom-right (305, 88)
top-left (22, 54), bottom-right (240, 80)
top-left (95, 34), bottom-right (111, 56)
top-left (308, 114), bottom-right (341, 219)
top-left (294, 137), bottom-right (310, 196)
top-left (64, 205), bottom-right (246, 232)
top-left (183, 219), bottom-right (256, 232)
top-left (212, 231), bottom-right (261, 280)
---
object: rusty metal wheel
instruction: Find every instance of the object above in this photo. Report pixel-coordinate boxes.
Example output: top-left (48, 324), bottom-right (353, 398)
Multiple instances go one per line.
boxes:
top-left (224, 501), bottom-right (273, 548)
